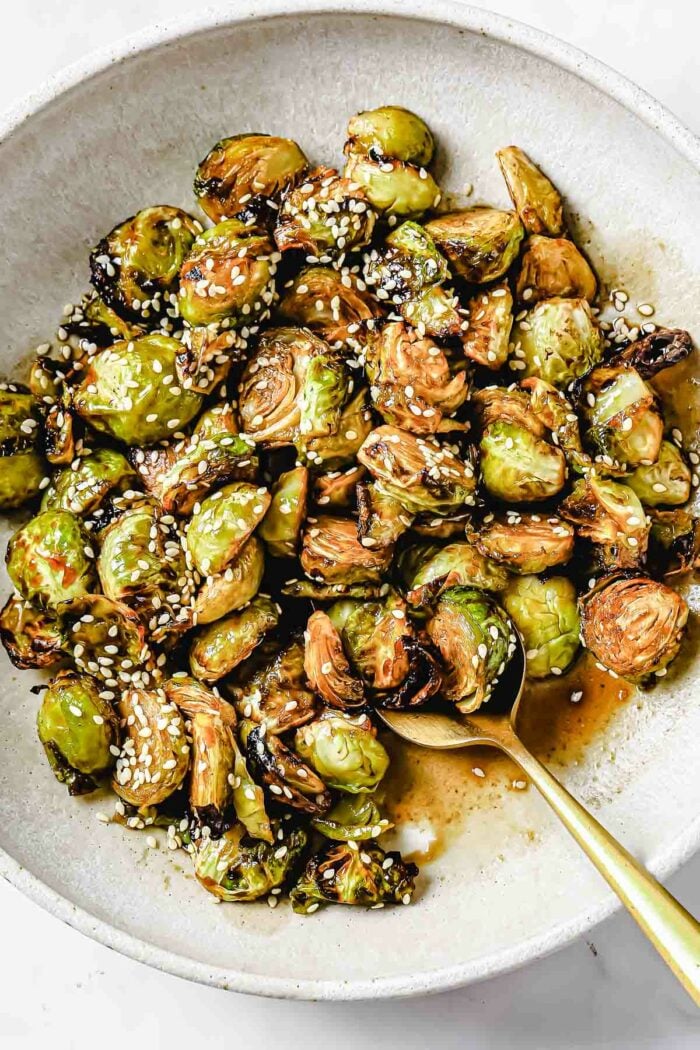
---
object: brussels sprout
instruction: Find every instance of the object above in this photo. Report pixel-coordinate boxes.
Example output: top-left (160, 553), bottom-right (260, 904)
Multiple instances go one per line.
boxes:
top-left (278, 266), bottom-right (383, 348)
top-left (579, 365), bottom-right (664, 469)
top-left (462, 283), bottom-right (513, 370)
top-left (282, 578), bottom-right (388, 601)
top-left (612, 326), bottom-right (693, 378)
top-left (193, 821), bottom-right (307, 902)
top-left (290, 841), bottom-right (417, 914)
top-left (374, 636), bottom-right (444, 710)
top-left (0, 595), bottom-right (65, 669)
top-left (275, 166), bottom-right (376, 260)
top-left (186, 481), bottom-right (271, 576)
top-left (356, 481), bottom-right (413, 549)
top-left (345, 106), bottom-right (435, 165)
top-left (67, 292), bottom-right (145, 348)
top-left (471, 385), bottom-right (544, 435)
top-left (244, 721), bottom-right (332, 815)
top-left (73, 334), bottom-right (203, 446)
top-left (399, 541), bottom-right (510, 606)
top-left (496, 146), bottom-right (564, 236)
top-left (194, 133), bottom-right (307, 223)
top-left (560, 476), bottom-right (649, 569)
top-left (297, 389), bottom-right (373, 472)
top-left (37, 670), bottom-right (120, 795)
top-left (411, 510), bottom-right (473, 540)
top-left (312, 796), bottom-right (393, 842)
top-left (0, 386), bottom-right (48, 509)
top-left (238, 326), bottom-right (350, 447)
top-left (425, 208), bottom-right (524, 283)
top-left (176, 324), bottom-right (245, 395)
top-left (178, 219), bottom-right (277, 329)
top-left (502, 575), bottom-right (580, 679)
top-left (60, 594), bottom-right (156, 687)
top-left (580, 575), bottom-right (688, 681)
top-left (189, 596), bottom-right (279, 683)
top-left (112, 685), bottom-right (190, 807)
top-left (194, 536), bottom-right (265, 625)
top-left (300, 515), bottom-right (393, 586)
top-left (6, 509), bottom-right (96, 609)
top-left (304, 610), bottom-right (364, 708)
top-left (90, 206), bottom-right (200, 322)
top-left (228, 636), bottom-right (317, 735)
top-left (328, 593), bottom-right (411, 690)
top-left (625, 440), bottom-right (691, 507)
top-left (516, 236), bottom-right (596, 304)
top-left (426, 586), bottom-right (515, 712)
top-left (514, 298), bottom-right (604, 388)
top-left (364, 321), bottom-right (468, 433)
top-left (468, 513), bottom-right (575, 574)
top-left (479, 422), bottom-right (567, 503)
top-left (42, 396), bottom-right (76, 466)
top-left (42, 448), bottom-right (135, 516)
top-left (357, 425), bottom-right (477, 516)
top-left (648, 508), bottom-right (700, 578)
top-left (343, 153), bottom-right (441, 220)
top-left (294, 710), bottom-right (390, 794)
top-left (28, 355), bottom-right (67, 403)
top-left (258, 466), bottom-right (308, 557)
top-left (521, 376), bottom-right (593, 474)
top-left (313, 464), bottom-right (365, 509)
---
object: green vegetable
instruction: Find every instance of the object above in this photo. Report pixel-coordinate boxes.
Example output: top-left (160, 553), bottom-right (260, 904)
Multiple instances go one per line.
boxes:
top-left (7, 509), bottom-right (96, 609)
top-left (502, 575), bottom-right (580, 678)
top-left (291, 841), bottom-right (417, 913)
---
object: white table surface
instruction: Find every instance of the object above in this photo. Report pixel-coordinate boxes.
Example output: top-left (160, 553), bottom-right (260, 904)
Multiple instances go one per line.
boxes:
top-left (1, 2), bottom-right (699, 1046)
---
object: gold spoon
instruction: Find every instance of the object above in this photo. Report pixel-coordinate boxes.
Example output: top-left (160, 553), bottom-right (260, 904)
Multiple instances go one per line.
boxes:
top-left (376, 635), bottom-right (700, 1006)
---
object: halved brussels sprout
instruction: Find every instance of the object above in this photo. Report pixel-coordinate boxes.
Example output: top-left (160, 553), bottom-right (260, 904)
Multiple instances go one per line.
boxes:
top-left (357, 481), bottom-right (413, 549)
top-left (328, 593), bottom-right (411, 690)
top-left (468, 513), bottom-right (575, 574)
top-left (364, 321), bottom-right (468, 433)
top-left (502, 575), bottom-right (580, 678)
top-left (243, 720), bottom-right (332, 815)
top-left (0, 595), bottom-right (65, 669)
top-left (521, 376), bottom-right (593, 474)
top-left (28, 355), bottom-right (65, 403)
top-left (496, 146), bottom-right (564, 236)
top-left (112, 685), bottom-right (190, 807)
top-left (462, 283), bottom-right (513, 370)
top-left (471, 385), bottom-right (544, 435)
top-left (300, 515), bottom-right (393, 585)
top-left (580, 575), bottom-right (688, 681)
top-left (258, 466), bottom-right (308, 557)
top-left (479, 422), bottom-right (567, 503)
top-left (0, 386), bottom-right (48, 509)
top-left (516, 236), bottom-right (596, 304)
top-left (304, 610), bottom-right (364, 708)
top-left (178, 219), bottom-right (277, 329)
top-left (579, 365), bottom-right (664, 469)
top-left (426, 586), bottom-right (515, 712)
top-left (312, 796), bottom-right (393, 842)
top-left (425, 208), bottom-right (524, 283)
top-left (60, 594), bottom-right (155, 687)
top-left (294, 710), bottom-right (390, 794)
top-left (297, 389), bottom-right (373, 472)
top-left (291, 841), bottom-right (417, 913)
top-left (194, 536), bottom-right (265, 625)
top-left (90, 206), bottom-right (201, 322)
top-left (648, 508), bottom-right (700, 578)
top-left (185, 481), bottom-right (271, 576)
top-left (42, 396), bottom-right (76, 466)
top-left (514, 298), bottom-right (604, 388)
top-left (194, 133), bottom-right (307, 223)
top-left (343, 153), bottom-right (440, 220)
top-left (373, 636), bottom-right (443, 710)
top-left (625, 440), bottom-right (691, 507)
top-left (238, 326), bottom-right (349, 447)
top-left (6, 509), bottom-right (96, 609)
top-left (345, 106), bottom-right (435, 165)
top-left (399, 541), bottom-right (511, 607)
top-left (42, 448), bottom-right (135, 516)
top-left (228, 636), bottom-right (317, 735)
top-left (37, 670), bottom-right (120, 796)
top-left (612, 327), bottom-right (693, 378)
top-left (176, 324), bottom-right (245, 395)
top-left (189, 595), bottom-right (279, 683)
top-left (278, 266), bottom-right (382, 347)
top-left (313, 464), bottom-right (365, 509)
top-left (193, 821), bottom-right (307, 902)
top-left (357, 425), bottom-right (477, 515)
top-left (275, 166), bottom-right (376, 260)
top-left (66, 292), bottom-right (145, 348)
top-left (560, 476), bottom-right (649, 569)
top-left (73, 334), bottom-right (203, 446)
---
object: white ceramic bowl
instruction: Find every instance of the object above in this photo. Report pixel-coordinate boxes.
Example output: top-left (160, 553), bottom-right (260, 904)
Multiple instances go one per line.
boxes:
top-left (0, 0), bottom-right (698, 1001)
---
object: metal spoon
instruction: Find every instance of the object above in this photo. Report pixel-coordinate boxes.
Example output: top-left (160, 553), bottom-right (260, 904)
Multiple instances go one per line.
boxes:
top-left (375, 634), bottom-right (700, 1006)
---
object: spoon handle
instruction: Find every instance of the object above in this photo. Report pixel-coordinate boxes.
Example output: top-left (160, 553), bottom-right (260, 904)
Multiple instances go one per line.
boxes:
top-left (502, 731), bottom-right (700, 1006)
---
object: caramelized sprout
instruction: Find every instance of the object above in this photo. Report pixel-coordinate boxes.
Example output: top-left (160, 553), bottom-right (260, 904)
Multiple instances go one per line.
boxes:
top-left (611, 327), bottom-right (693, 378)
top-left (328, 593), bottom-right (411, 689)
top-left (0, 595), bottom-right (65, 669)
top-left (275, 166), bottom-right (376, 260)
top-left (185, 481), bottom-right (270, 576)
top-left (258, 466), bottom-right (308, 557)
top-left (194, 536), bottom-right (265, 625)
top-left (579, 365), bottom-right (664, 469)
top-left (291, 841), bottom-right (417, 913)
top-left (0, 386), bottom-right (48, 509)
top-left (343, 153), bottom-right (440, 220)
top-left (42, 449), bottom-right (135, 516)
top-left (304, 610), bottom-right (364, 708)
top-left (560, 476), bottom-right (649, 569)
top-left (7, 509), bottom-right (96, 609)
top-left (502, 575), bottom-right (580, 678)
top-left (300, 515), bottom-right (393, 586)
top-left (278, 266), bottom-right (382, 347)
top-left (514, 298), bottom-right (604, 388)
top-left (425, 208), bottom-right (524, 283)
top-left (522, 376), bottom-right (593, 474)
top-left (468, 513), bottom-right (575, 574)
top-left (625, 440), bottom-right (691, 507)
top-left (228, 636), bottom-right (317, 735)
top-left (243, 721), bottom-right (331, 815)
top-left (60, 594), bottom-right (155, 686)
top-left (496, 146), bottom-right (564, 236)
top-left (312, 796), bottom-right (393, 842)
top-left (399, 541), bottom-right (510, 607)
top-left (648, 508), bottom-right (700, 578)
top-left (345, 106), bottom-right (434, 165)
top-left (294, 710), bottom-right (390, 794)
top-left (297, 388), bottom-right (373, 471)
top-left (479, 422), bottom-right (566, 503)
top-left (313, 464), bottom-right (365, 509)
top-left (516, 236), bottom-right (596, 304)
top-left (462, 283), bottom-right (513, 370)
top-left (357, 481), bottom-right (412, 549)
top-left (112, 686), bottom-right (190, 806)
top-left (193, 822), bottom-right (306, 902)
top-left (189, 596), bottom-right (279, 683)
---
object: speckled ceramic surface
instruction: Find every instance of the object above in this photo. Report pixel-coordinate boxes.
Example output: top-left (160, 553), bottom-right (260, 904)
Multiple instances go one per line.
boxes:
top-left (0, 0), bottom-right (698, 1001)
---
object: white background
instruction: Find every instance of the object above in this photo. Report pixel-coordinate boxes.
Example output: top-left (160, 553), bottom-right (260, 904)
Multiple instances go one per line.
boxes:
top-left (1, 2), bottom-right (699, 1047)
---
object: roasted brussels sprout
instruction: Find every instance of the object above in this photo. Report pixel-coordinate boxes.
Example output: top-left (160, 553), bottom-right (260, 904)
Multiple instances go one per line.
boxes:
top-left (291, 841), bottom-right (417, 913)
top-left (496, 146), bottom-right (564, 236)
top-left (471, 385), bottom-right (542, 434)
top-left (90, 206), bottom-right (200, 322)
top-left (278, 266), bottom-right (382, 347)
top-left (297, 388), bottom-right (373, 471)
top-left (238, 326), bottom-right (350, 446)
top-left (186, 481), bottom-right (270, 576)
top-left (462, 283), bottom-right (513, 370)
top-left (328, 593), bottom-right (411, 690)
top-left (468, 513), bottom-right (575, 574)
top-left (73, 334), bottom-right (203, 446)
top-left (112, 685), bottom-right (190, 806)
top-left (522, 376), bottom-right (593, 474)
top-left (612, 326), bottom-right (693, 378)
top-left (300, 515), bottom-right (393, 585)
top-left (343, 153), bottom-right (440, 220)
top-left (399, 541), bottom-right (510, 606)
top-left (373, 635), bottom-right (443, 710)
top-left (42, 448), bottom-right (134, 516)
top-left (479, 422), bottom-right (567, 503)
top-left (194, 133), bottom-right (307, 223)
top-left (313, 464), bottom-right (365, 509)
top-left (295, 711), bottom-right (390, 794)
top-left (346, 106), bottom-right (435, 165)
top-left (425, 208), bottom-right (524, 283)
top-left (37, 670), bottom-right (120, 795)
top-left (0, 386), bottom-right (48, 509)
top-left (312, 795), bottom-right (392, 842)
top-left (625, 440), bottom-right (691, 507)
top-left (189, 595), bottom-right (279, 682)
top-left (193, 822), bottom-right (307, 902)
top-left (648, 508), bottom-right (700, 578)
top-left (42, 395), bottom-right (76, 467)
top-left (304, 610), bottom-right (364, 708)
top-left (282, 578), bottom-right (387, 602)
top-left (560, 476), bottom-right (649, 569)
top-left (194, 536), bottom-right (265, 625)
top-left (0, 595), bottom-right (65, 669)
top-left (60, 593), bottom-right (155, 687)
top-left (6, 509), bottom-right (95, 609)
top-left (579, 365), bottom-right (664, 469)
top-left (426, 587), bottom-right (515, 712)
top-left (275, 166), bottom-right (376, 260)
top-left (229, 636), bottom-right (317, 734)
top-left (514, 298), bottom-right (604, 387)
top-left (68, 292), bottom-right (145, 348)
top-left (244, 720), bottom-right (331, 815)
top-left (580, 575), bottom-right (688, 680)
top-left (502, 575), bottom-right (580, 678)
top-left (357, 481), bottom-right (413, 549)
top-left (516, 236), bottom-right (596, 304)
top-left (258, 466), bottom-right (308, 557)
top-left (178, 219), bottom-right (277, 329)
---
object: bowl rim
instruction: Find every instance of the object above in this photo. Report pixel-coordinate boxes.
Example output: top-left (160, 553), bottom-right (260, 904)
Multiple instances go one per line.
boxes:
top-left (1, 0), bottom-right (699, 1002)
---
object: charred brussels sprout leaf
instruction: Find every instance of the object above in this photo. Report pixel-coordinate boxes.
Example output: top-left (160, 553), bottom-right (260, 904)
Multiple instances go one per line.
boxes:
top-left (625, 440), bottom-right (691, 507)
top-left (244, 721), bottom-right (331, 815)
top-left (579, 365), bottom-right (664, 469)
top-left (346, 106), bottom-right (435, 166)
top-left (194, 133), bottom-right (307, 224)
top-left (514, 298), bottom-right (604, 388)
top-left (502, 575), bottom-right (580, 678)
top-left (0, 595), bottom-right (65, 669)
top-left (648, 508), bottom-right (700, 578)
top-left (425, 208), bottom-right (524, 284)
top-left (313, 464), bottom-right (365, 509)
top-left (516, 236), bottom-right (597, 304)
top-left (496, 146), bottom-right (564, 236)
top-left (611, 327), bottom-right (693, 378)
top-left (400, 541), bottom-right (510, 607)
top-left (278, 266), bottom-right (382, 347)
top-left (194, 536), bottom-right (265, 625)
top-left (357, 481), bottom-right (413, 549)
top-left (112, 685), bottom-right (190, 806)
top-left (0, 386), bottom-right (48, 509)
top-left (189, 596), bottom-right (279, 683)
top-left (468, 513), bottom-right (575, 575)
top-left (304, 610), bottom-right (364, 709)
top-left (42, 449), bottom-right (134, 516)
top-left (522, 377), bottom-right (593, 474)
top-left (479, 422), bottom-right (566, 503)
top-left (186, 481), bottom-right (271, 576)
top-left (7, 510), bottom-right (96, 609)
top-left (258, 466), bottom-right (308, 557)
top-left (343, 153), bottom-right (440, 220)
top-left (228, 636), bottom-right (317, 735)
top-left (193, 822), bottom-right (307, 902)
top-left (560, 476), bottom-right (649, 569)
top-left (60, 594), bottom-right (155, 686)
top-left (462, 283), bottom-right (513, 370)
top-left (312, 796), bottom-right (392, 842)
top-left (275, 166), bottom-right (376, 260)
top-left (291, 841), bottom-right (417, 913)
top-left (300, 515), bottom-right (393, 586)
top-left (294, 711), bottom-right (390, 794)
top-left (327, 594), bottom-right (411, 690)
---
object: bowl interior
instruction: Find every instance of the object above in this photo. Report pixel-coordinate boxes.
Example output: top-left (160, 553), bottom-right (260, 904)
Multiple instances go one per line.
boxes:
top-left (0, 8), bottom-right (699, 999)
